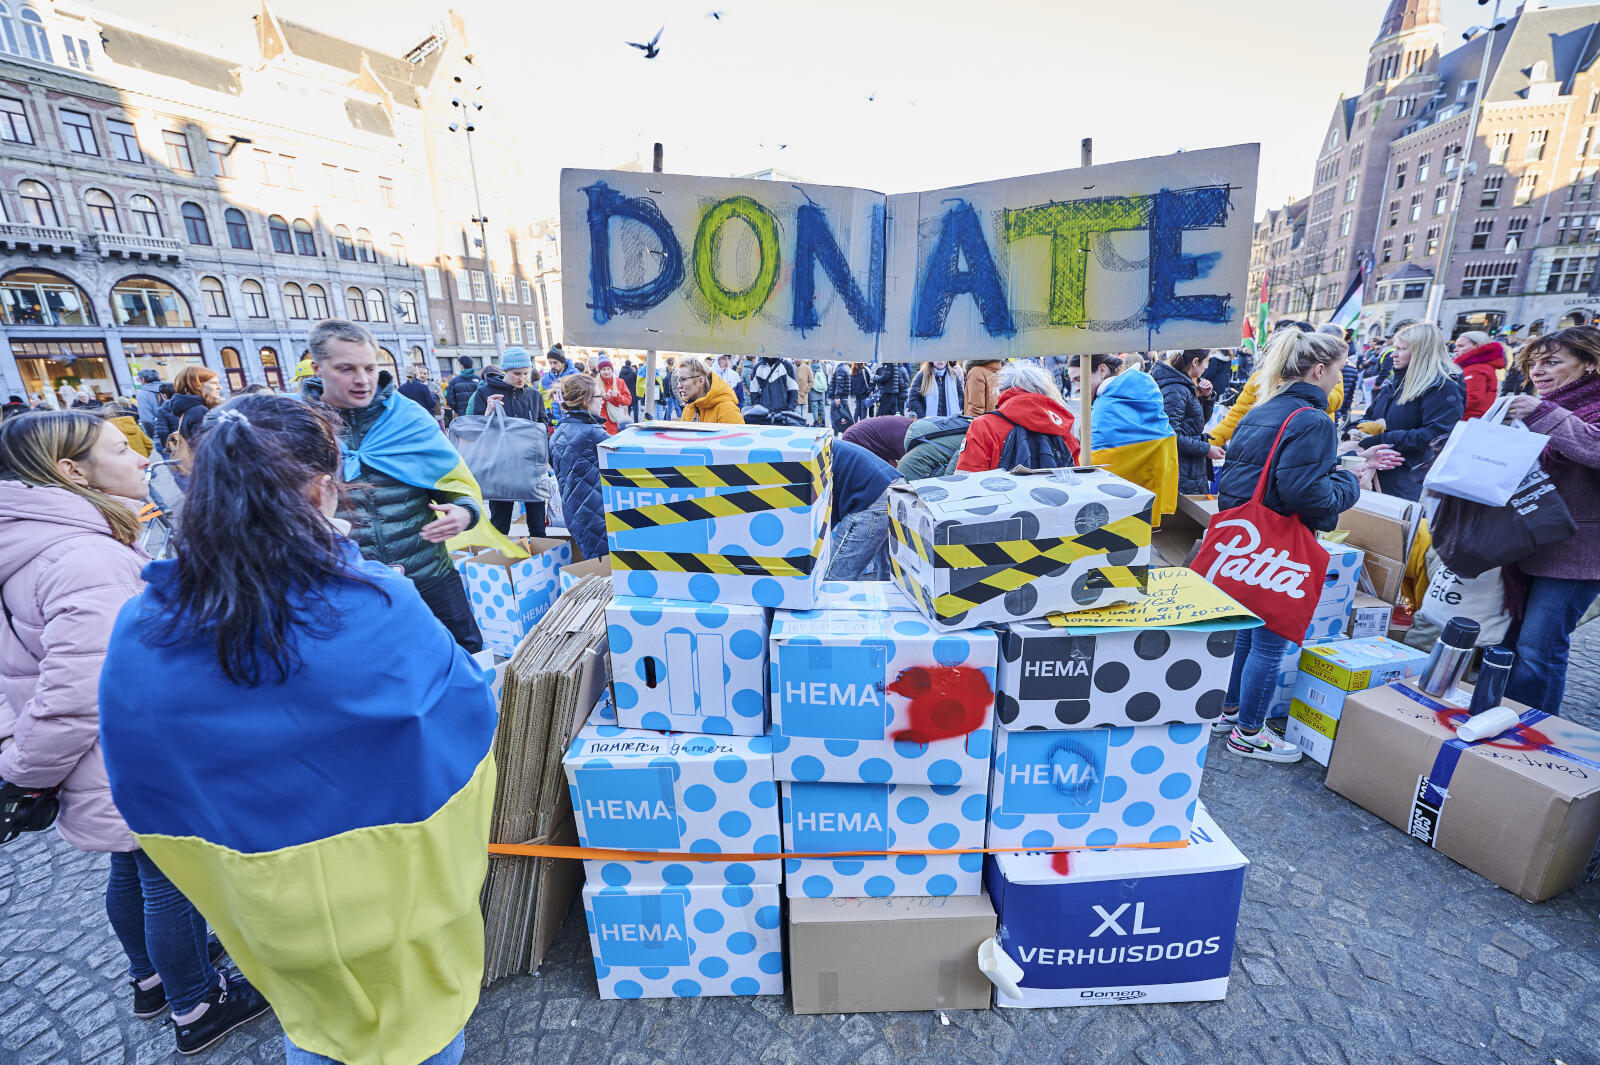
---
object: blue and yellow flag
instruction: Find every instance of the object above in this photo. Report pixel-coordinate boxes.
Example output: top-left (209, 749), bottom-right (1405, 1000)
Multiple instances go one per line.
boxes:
top-left (1089, 370), bottom-right (1180, 522)
top-left (100, 548), bottom-right (499, 1065)
top-left (344, 390), bottom-right (527, 558)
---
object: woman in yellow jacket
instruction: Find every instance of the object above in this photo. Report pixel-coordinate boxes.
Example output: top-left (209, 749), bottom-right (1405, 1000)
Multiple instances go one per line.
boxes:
top-left (1211, 356), bottom-right (1343, 446)
top-left (674, 357), bottom-right (745, 424)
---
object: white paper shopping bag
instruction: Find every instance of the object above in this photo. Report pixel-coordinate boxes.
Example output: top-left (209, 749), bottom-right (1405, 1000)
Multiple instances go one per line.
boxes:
top-left (1423, 396), bottom-right (1549, 506)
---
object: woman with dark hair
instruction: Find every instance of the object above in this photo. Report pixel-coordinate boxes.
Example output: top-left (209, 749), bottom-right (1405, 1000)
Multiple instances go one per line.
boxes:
top-left (0, 411), bottom-right (262, 1055)
top-left (98, 396), bottom-right (497, 1065)
top-left (1150, 349), bottom-right (1224, 494)
top-left (549, 373), bottom-right (612, 562)
top-left (1499, 327), bottom-right (1600, 713)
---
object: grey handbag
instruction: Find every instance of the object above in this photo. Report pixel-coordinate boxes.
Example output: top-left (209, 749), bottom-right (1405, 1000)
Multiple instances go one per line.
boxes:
top-left (447, 406), bottom-right (552, 501)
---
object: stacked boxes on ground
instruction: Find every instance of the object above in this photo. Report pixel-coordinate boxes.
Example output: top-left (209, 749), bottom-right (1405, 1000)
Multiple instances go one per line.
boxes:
top-left (1264, 541), bottom-right (1367, 720)
top-left (1284, 637), bottom-right (1429, 766)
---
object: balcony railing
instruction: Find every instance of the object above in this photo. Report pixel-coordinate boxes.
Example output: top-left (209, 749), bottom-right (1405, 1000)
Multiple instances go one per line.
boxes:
top-left (0, 220), bottom-right (78, 254)
top-left (92, 231), bottom-right (183, 262)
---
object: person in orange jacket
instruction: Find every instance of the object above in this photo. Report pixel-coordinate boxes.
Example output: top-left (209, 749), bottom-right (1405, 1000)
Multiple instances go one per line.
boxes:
top-left (674, 358), bottom-right (745, 424)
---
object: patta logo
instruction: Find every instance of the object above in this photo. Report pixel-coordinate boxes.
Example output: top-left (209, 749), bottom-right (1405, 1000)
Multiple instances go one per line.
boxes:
top-left (1201, 519), bottom-right (1311, 598)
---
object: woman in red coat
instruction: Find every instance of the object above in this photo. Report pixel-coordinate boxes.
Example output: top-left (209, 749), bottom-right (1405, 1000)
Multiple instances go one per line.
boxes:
top-left (956, 363), bottom-right (1080, 471)
top-left (1452, 331), bottom-right (1505, 420)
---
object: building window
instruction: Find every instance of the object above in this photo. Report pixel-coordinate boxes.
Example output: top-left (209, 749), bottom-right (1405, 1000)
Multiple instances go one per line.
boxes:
top-left (1463, 261), bottom-right (1521, 297)
top-left (424, 266), bottom-right (443, 299)
top-left (200, 276), bottom-right (229, 317)
top-left (241, 279), bottom-right (268, 318)
top-left (454, 270), bottom-right (471, 300)
top-left (1425, 226), bottom-right (1440, 256)
top-left (283, 282), bottom-right (307, 319)
top-left (112, 277), bottom-right (193, 327)
top-left (346, 286), bottom-right (368, 322)
top-left (1409, 193), bottom-right (1422, 222)
top-left (471, 271), bottom-right (487, 300)
top-left (520, 280), bottom-right (533, 304)
top-left (0, 97), bottom-right (31, 143)
top-left (18, 179), bottom-right (57, 226)
top-left (224, 207), bottom-right (251, 249)
top-left (1515, 173), bottom-right (1538, 206)
top-left (268, 215), bottom-right (293, 254)
top-left (17, 6), bottom-right (49, 60)
top-left (1388, 200), bottom-right (1399, 228)
top-left (1545, 256), bottom-right (1594, 293)
top-left (1490, 131), bottom-right (1512, 166)
top-left (389, 233), bottom-right (407, 266)
top-left (1401, 232), bottom-right (1415, 259)
top-left (461, 312), bottom-right (477, 344)
top-left (306, 284), bottom-right (329, 319)
top-left (1508, 216), bottom-right (1529, 242)
top-left (219, 347), bottom-right (245, 392)
top-left (1433, 185), bottom-right (1448, 216)
top-left (378, 175), bottom-right (396, 208)
top-left (334, 224), bottom-right (356, 261)
top-left (1403, 281), bottom-right (1427, 300)
top-left (1343, 175), bottom-right (1358, 204)
top-left (1480, 175), bottom-right (1503, 208)
top-left (0, 268), bottom-right (95, 325)
top-left (347, 169), bottom-right (363, 203)
top-left (208, 139), bottom-right (235, 179)
top-left (107, 119), bottom-right (141, 163)
top-left (84, 189), bottom-right (118, 231)
top-left (180, 202), bottom-right (210, 245)
top-left (1443, 144), bottom-right (1462, 174)
top-left (1416, 152), bottom-right (1430, 183)
top-left (1526, 129), bottom-right (1549, 162)
top-left (259, 347), bottom-right (284, 390)
top-left (1556, 214), bottom-right (1585, 244)
top-left (398, 291), bottom-right (418, 324)
top-left (292, 218), bottom-right (316, 256)
top-left (1470, 218), bottom-right (1493, 250)
top-left (60, 109), bottom-right (96, 155)
top-left (163, 130), bottom-right (193, 173)
top-left (1394, 163), bottom-right (1407, 190)
top-left (1579, 128), bottom-right (1595, 160)
top-left (477, 312), bottom-right (493, 340)
top-left (366, 289), bottom-right (388, 322)
top-left (356, 228), bottom-right (377, 263)
top-left (279, 155), bottom-right (298, 190)
top-left (129, 194), bottom-right (161, 236)
top-left (508, 315), bottom-right (522, 343)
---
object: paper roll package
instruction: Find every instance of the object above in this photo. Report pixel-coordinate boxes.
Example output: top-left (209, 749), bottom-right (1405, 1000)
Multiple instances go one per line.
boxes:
top-left (986, 721), bottom-right (1208, 850)
top-left (1285, 638), bottom-right (1430, 766)
top-left (600, 423), bottom-right (832, 610)
top-left (1304, 542), bottom-right (1364, 643)
top-left (886, 468), bottom-right (1154, 631)
top-left (582, 881), bottom-right (784, 1000)
top-left (984, 803), bottom-right (1248, 1007)
top-left (607, 596), bottom-right (770, 736)
top-left (768, 608), bottom-right (998, 785)
top-left (563, 701), bottom-right (781, 887)
top-left (462, 538), bottom-right (574, 655)
top-left (779, 780), bottom-right (988, 898)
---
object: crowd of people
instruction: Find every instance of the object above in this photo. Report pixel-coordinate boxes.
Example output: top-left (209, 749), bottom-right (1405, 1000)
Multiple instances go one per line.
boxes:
top-left (0, 313), bottom-right (1597, 1061)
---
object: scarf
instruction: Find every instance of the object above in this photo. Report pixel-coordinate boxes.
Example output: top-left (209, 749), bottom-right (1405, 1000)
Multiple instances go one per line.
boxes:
top-left (930, 369), bottom-right (960, 417)
top-left (1537, 371), bottom-right (1600, 477)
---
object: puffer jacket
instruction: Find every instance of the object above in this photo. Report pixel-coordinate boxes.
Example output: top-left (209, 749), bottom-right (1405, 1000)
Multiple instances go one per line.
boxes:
top-left (444, 370), bottom-right (479, 417)
top-left (153, 392), bottom-right (208, 450)
top-left (1454, 341), bottom-right (1506, 420)
top-left (1358, 368), bottom-right (1467, 501)
top-left (1216, 382), bottom-right (1359, 531)
top-left (550, 410), bottom-right (610, 562)
top-left (907, 367), bottom-right (966, 419)
top-left (872, 362), bottom-right (905, 415)
top-left (0, 482), bottom-right (144, 852)
top-left (684, 374), bottom-right (744, 424)
top-left (957, 389), bottom-right (1080, 472)
top-left (467, 369), bottom-right (546, 421)
top-left (1150, 360), bottom-right (1210, 494)
top-left (329, 384), bottom-right (480, 580)
top-left (748, 358), bottom-right (799, 415)
top-left (1211, 374), bottom-right (1343, 446)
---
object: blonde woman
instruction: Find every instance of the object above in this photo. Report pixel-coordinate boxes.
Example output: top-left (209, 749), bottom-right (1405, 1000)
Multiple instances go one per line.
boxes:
top-left (674, 357), bottom-right (744, 423)
top-left (1351, 322), bottom-right (1466, 500)
top-left (906, 361), bottom-right (965, 419)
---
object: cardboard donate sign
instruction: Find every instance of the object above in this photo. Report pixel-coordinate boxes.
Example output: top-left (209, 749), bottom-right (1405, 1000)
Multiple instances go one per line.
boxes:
top-left (561, 144), bottom-right (1259, 362)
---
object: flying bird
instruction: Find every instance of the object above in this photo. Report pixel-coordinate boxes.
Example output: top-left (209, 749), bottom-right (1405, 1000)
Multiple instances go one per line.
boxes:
top-left (708, 10), bottom-right (725, 18)
top-left (627, 27), bottom-right (664, 58)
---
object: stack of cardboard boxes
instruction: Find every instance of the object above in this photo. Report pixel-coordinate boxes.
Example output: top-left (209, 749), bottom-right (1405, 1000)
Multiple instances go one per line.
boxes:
top-left (460, 539), bottom-right (575, 656)
top-left (1283, 637), bottom-right (1428, 766)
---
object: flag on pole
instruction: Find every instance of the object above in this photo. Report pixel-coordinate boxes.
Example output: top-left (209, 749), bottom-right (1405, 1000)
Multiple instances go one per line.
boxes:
top-left (1331, 267), bottom-right (1364, 332)
top-left (1253, 269), bottom-right (1271, 345)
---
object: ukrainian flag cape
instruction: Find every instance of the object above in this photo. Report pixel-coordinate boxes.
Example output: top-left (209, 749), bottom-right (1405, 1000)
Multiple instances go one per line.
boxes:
top-left (344, 389), bottom-right (527, 558)
top-left (1089, 370), bottom-right (1180, 522)
top-left (99, 548), bottom-right (499, 1065)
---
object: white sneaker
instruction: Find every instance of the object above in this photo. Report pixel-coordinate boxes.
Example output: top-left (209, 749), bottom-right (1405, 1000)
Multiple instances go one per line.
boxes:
top-left (1226, 725), bottom-right (1302, 763)
top-left (1211, 708), bottom-right (1240, 734)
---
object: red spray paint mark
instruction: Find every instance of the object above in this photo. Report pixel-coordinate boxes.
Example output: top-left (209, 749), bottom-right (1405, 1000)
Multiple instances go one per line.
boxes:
top-left (887, 665), bottom-right (995, 745)
top-left (1432, 708), bottom-right (1554, 752)
top-left (1050, 852), bottom-right (1072, 876)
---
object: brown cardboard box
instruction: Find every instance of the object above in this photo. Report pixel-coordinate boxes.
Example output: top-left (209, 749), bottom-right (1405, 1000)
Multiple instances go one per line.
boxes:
top-left (1347, 594), bottom-right (1394, 639)
top-left (1361, 553), bottom-right (1405, 606)
top-left (1325, 682), bottom-right (1600, 902)
top-left (788, 894), bottom-right (997, 1014)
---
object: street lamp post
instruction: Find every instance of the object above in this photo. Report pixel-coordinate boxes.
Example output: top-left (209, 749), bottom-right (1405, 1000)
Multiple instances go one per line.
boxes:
top-left (1425, 0), bottom-right (1505, 327)
top-left (450, 81), bottom-right (503, 358)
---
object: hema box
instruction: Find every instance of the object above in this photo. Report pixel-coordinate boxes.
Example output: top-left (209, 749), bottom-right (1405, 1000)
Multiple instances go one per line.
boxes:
top-left (779, 780), bottom-right (988, 898)
top-left (1304, 542), bottom-right (1364, 643)
top-left (1326, 683), bottom-right (1600, 902)
top-left (600, 423), bottom-right (831, 609)
top-left (461, 538), bottom-right (574, 655)
top-left (887, 467), bottom-right (1153, 630)
top-left (582, 881), bottom-right (782, 999)
top-left (607, 596), bottom-right (769, 736)
top-left (564, 702), bottom-right (781, 886)
top-left (988, 721), bottom-right (1208, 850)
top-left (768, 609), bottom-right (998, 785)
top-left (985, 803), bottom-right (1247, 1008)
top-left (788, 894), bottom-right (997, 1014)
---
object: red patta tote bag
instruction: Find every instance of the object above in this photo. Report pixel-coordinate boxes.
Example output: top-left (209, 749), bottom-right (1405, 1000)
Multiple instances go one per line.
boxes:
top-left (1191, 408), bottom-right (1330, 642)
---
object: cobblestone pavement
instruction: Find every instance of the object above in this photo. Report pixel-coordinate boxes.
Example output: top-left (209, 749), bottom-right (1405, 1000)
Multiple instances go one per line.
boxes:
top-left (4, 625), bottom-right (1600, 1065)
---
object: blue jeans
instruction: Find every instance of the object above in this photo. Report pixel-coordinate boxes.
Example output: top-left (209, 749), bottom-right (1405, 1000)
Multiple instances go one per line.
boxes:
top-left (809, 394), bottom-right (826, 426)
top-left (1223, 625), bottom-right (1292, 732)
top-left (1504, 575), bottom-right (1600, 715)
top-left (285, 1030), bottom-right (465, 1065)
top-left (104, 850), bottom-right (218, 1014)
top-left (825, 486), bottom-right (892, 581)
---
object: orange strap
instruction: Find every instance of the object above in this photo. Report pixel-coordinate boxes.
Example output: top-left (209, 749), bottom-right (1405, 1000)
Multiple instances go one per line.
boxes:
top-left (487, 840), bottom-right (1188, 860)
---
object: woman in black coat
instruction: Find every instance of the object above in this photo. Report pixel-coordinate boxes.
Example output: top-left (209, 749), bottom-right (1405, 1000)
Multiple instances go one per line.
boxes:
top-left (1151, 350), bottom-right (1222, 494)
top-left (1213, 329), bottom-right (1398, 765)
top-left (1350, 322), bottom-right (1465, 500)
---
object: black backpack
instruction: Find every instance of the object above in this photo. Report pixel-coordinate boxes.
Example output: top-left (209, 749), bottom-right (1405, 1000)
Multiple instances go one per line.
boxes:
top-left (993, 412), bottom-right (1075, 471)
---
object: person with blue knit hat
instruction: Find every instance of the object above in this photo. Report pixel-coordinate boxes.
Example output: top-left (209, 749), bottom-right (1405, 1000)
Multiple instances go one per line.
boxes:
top-left (466, 347), bottom-right (550, 536)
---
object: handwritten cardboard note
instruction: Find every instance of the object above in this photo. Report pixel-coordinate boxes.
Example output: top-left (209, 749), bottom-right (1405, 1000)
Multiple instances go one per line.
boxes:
top-left (1048, 567), bottom-right (1257, 630)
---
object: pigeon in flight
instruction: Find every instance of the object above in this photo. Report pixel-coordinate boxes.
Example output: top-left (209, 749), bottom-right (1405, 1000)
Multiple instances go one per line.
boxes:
top-left (708, 10), bottom-right (725, 18)
top-left (627, 27), bottom-right (664, 58)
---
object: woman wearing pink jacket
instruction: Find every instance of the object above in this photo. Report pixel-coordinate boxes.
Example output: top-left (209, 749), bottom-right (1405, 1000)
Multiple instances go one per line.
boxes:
top-left (0, 411), bottom-right (267, 1054)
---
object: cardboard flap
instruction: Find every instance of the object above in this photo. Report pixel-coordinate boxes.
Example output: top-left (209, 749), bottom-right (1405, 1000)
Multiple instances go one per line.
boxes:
top-left (1046, 567), bottom-right (1257, 631)
top-left (993, 804), bottom-right (1246, 884)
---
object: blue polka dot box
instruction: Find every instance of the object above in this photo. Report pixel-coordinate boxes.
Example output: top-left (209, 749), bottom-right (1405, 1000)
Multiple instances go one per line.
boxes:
top-left (768, 608), bottom-right (998, 786)
top-left (460, 537), bottom-right (573, 653)
top-left (582, 881), bottom-right (783, 1000)
top-left (562, 699), bottom-right (782, 887)
top-left (606, 596), bottom-right (769, 736)
top-left (779, 780), bottom-right (988, 899)
top-left (986, 720), bottom-right (1208, 850)
top-left (600, 424), bottom-right (833, 610)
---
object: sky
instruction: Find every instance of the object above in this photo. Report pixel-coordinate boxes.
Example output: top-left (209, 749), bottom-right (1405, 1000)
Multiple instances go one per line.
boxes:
top-left (92, 0), bottom-right (1593, 223)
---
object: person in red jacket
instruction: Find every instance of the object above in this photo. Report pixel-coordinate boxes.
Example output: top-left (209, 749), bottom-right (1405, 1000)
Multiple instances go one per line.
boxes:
top-left (956, 362), bottom-right (1080, 471)
top-left (1452, 331), bottom-right (1506, 420)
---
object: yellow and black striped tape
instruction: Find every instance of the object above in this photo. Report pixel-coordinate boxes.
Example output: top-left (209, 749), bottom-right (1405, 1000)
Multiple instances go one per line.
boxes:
top-left (602, 459), bottom-right (817, 491)
top-left (934, 564), bottom-right (1148, 620)
top-left (611, 529), bottom-right (828, 579)
top-left (888, 510), bottom-right (932, 565)
top-left (606, 484), bottom-right (816, 534)
top-left (932, 514), bottom-right (1150, 571)
top-left (888, 551), bottom-right (938, 616)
